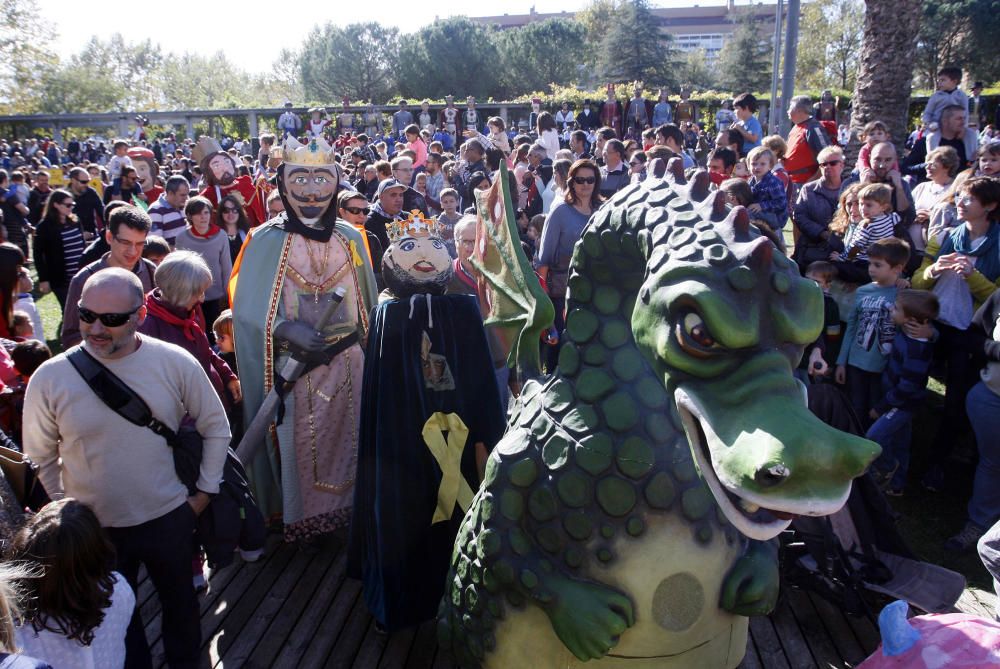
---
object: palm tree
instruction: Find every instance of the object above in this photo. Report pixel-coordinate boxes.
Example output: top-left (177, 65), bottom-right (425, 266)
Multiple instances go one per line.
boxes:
top-left (846, 0), bottom-right (921, 166)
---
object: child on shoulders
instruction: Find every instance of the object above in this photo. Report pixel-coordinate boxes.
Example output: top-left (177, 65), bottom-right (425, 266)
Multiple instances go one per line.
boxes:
top-left (921, 66), bottom-right (969, 131)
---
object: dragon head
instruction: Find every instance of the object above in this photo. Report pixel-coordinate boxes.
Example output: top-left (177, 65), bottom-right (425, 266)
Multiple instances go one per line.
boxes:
top-left (629, 183), bottom-right (879, 541)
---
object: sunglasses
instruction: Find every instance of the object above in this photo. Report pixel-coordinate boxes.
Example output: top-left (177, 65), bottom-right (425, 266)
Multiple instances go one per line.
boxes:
top-left (75, 178), bottom-right (90, 185)
top-left (221, 206), bottom-right (239, 214)
top-left (78, 303), bottom-right (142, 327)
top-left (572, 176), bottom-right (597, 185)
top-left (342, 205), bottom-right (370, 215)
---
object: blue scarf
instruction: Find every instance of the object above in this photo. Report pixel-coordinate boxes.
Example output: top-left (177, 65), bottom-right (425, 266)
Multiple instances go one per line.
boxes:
top-left (940, 221), bottom-right (1000, 282)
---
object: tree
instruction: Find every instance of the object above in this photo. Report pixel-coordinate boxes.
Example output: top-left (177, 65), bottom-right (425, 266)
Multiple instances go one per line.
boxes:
top-left (157, 52), bottom-right (257, 110)
top-left (577, 0), bottom-right (625, 78)
top-left (795, 2), bottom-right (830, 90)
top-left (299, 22), bottom-right (399, 103)
top-left (395, 18), bottom-right (502, 100)
top-left (795, 0), bottom-right (863, 91)
top-left (599, 0), bottom-right (676, 88)
top-left (914, 0), bottom-right (1000, 88)
top-left (716, 8), bottom-right (772, 94)
top-left (496, 19), bottom-right (586, 96)
top-left (848, 0), bottom-right (921, 163)
top-left (677, 49), bottom-right (716, 92)
top-left (0, 0), bottom-right (59, 114)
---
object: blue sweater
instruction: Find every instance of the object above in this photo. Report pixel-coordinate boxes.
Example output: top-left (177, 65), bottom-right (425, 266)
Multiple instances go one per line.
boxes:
top-left (837, 282), bottom-right (897, 373)
top-left (874, 332), bottom-right (935, 414)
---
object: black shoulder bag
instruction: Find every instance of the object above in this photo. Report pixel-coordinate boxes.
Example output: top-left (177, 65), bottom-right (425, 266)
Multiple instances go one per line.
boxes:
top-left (66, 345), bottom-right (267, 568)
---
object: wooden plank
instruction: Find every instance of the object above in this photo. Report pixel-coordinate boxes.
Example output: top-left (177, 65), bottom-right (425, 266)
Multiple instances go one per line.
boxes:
top-left (323, 593), bottom-right (374, 668)
top-left (804, 591), bottom-right (868, 666)
top-left (402, 620), bottom-right (439, 669)
top-left (244, 545), bottom-right (339, 667)
top-left (378, 626), bottom-right (418, 669)
top-left (203, 539), bottom-right (298, 663)
top-left (842, 606), bottom-right (880, 655)
top-left (770, 596), bottom-right (819, 668)
top-left (748, 615), bottom-right (791, 669)
top-left (296, 574), bottom-right (362, 666)
top-left (271, 548), bottom-right (353, 667)
top-left (354, 620), bottom-right (391, 668)
top-left (218, 545), bottom-right (317, 666)
top-left (785, 588), bottom-right (850, 668)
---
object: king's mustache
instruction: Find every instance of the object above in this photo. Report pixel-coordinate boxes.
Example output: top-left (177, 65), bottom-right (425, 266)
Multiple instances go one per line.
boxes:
top-left (289, 191), bottom-right (334, 205)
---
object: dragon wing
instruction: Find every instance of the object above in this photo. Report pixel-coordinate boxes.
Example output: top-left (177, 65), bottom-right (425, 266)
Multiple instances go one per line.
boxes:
top-left (471, 161), bottom-right (555, 381)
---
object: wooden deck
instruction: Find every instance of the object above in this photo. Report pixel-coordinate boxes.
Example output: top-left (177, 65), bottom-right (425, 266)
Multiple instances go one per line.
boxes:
top-left (137, 530), bottom-right (990, 669)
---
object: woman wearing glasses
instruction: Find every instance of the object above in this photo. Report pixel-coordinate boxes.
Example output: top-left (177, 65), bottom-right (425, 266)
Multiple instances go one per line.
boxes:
top-left (32, 189), bottom-right (85, 311)
top-left (537, 159), bottom-right (603, 372)
top-left (218, 194), bottom-right (250, 264)
top-left (792, 145), bottom-right (847, 270)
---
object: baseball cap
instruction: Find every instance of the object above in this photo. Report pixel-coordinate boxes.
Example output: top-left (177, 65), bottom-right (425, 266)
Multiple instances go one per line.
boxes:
top-left (377, 178), bottom-right (406, 197)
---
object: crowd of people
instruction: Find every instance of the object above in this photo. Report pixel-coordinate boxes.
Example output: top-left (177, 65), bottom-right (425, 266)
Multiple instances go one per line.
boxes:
top-left (0, 70), bottom-right (995, 668)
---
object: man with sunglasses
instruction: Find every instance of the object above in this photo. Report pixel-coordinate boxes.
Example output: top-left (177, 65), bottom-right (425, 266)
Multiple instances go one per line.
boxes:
top-left (61, 205), bottom-right (156, 349)
top-left (24, 267), bottom-right (231, 668)
top-left (68, 165), bottom-right (104, 236)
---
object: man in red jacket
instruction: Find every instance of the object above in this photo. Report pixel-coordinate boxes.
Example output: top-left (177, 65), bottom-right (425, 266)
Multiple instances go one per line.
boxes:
top-left (784, 96), bottom-right (831, 189)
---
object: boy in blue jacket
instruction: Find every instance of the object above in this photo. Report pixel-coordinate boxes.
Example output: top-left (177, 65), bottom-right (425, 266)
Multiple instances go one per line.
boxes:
top-left (868, 289), bottom-right (940, 496)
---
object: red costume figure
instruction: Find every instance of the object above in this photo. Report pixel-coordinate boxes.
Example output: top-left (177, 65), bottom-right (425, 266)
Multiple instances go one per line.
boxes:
top-left (599, 85), bottom-right (622, 136)
top-left (194, 136), bottom-right (265, 227)
top-left (127, 147), bottom-right (163, 202)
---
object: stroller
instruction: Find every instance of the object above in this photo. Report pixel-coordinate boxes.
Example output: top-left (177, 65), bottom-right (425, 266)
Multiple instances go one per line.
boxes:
top-left (780, 382), bottom-right (966, 616)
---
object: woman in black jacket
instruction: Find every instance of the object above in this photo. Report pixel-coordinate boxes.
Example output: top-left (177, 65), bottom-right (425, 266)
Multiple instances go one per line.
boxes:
top-left (32, 188), bottom-right (87, 311)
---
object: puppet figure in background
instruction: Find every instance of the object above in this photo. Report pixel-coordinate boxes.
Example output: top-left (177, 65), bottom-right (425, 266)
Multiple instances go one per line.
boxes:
top-left (465, 96), bottom-right (481, 134)
top-left (306, 107), bottom-right (331, 140)
top-left (347, 209), bottom-right (505, 633)
top-left (231, 135), bottom-right (378, 542)
top-left (814, 90), bottom-right (841, 145)
top-left (127, 147), bottom-right (163, 202)
top-left (624, 83), bottom-right (653, 137)
top-left (439, 95), bottom-right (462, 145)
top-left (674, 88), bottom-right (698, 125)
top-left (363, 101), bottom-right (382, 138)
top-left (599, 84), bottom-right (623, 137)
top-left (528, 98), bottom-right (543, 135)
top-left (337, 99), bottom-right (356, 136)
top-left (194, 136), bottom-right (266, 227)
top-left (418, 100), bottom-right (435, 134)
top-left (133, 115), bottom-right (148, 143)
top-left (278, 101), bottom-right (302, 139)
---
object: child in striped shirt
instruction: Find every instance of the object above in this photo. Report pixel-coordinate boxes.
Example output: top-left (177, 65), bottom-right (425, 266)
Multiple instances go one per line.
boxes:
top-left (836, 183), bottom-right (899, 283)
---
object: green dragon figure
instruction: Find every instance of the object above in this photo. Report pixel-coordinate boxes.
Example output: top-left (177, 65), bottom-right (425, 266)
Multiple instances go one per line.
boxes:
top-left (438, 162), bottom-right (880, 668)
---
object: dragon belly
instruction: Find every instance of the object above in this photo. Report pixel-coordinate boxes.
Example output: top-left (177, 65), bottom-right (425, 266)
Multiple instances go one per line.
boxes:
top-left (484, 512), bottom-right (747, 669)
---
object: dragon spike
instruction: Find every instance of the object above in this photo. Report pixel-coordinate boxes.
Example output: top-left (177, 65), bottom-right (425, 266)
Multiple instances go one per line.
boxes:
top-left (743, 233), bottom-right (775, 273)
top-left (666, 157), bottom-right (686, 184)
top-left (688, 170), bottom-right (711, 202)
top-left (717, 205), bottom-right (757, 246)
top-left (698, 190), bottom-right (730, 222)
top-left (648, 157), bottom-right (668, 179)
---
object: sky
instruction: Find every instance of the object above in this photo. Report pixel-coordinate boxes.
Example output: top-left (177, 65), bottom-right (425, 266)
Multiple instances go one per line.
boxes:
top-left (36, 0), bottom-right (730, 74)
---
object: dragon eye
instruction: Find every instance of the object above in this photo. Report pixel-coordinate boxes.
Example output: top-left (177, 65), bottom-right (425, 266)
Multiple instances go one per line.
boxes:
top-left (677, 311), bottom-right (720, 355)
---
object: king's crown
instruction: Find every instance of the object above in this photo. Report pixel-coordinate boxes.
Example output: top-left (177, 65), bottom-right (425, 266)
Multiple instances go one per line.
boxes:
top-left (387, 210), bottom-right (444, 243)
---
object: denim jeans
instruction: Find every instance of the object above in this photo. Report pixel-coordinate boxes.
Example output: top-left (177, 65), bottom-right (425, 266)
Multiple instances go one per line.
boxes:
top-left (106, 502), bottom-right (201, 669)
top-left (846, 366), bottom-right (883, 430)
top-left (967, 381), bottom-right (1000, 529)
top-left (866, 407), bottom-right (913, 489)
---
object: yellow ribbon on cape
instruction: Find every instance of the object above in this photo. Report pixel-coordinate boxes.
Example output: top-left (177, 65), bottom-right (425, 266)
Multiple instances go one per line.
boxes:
top-left (349, 240), bottom-right (363, 267)
top-left (422, 412), bottom-right (474, 524)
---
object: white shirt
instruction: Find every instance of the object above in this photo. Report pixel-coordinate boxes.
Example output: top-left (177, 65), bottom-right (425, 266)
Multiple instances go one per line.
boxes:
top-left (16, 573), bottom-right (134, 669)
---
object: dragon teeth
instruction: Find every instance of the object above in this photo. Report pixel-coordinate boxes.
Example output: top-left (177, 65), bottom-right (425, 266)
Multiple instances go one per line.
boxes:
top-left (739, 499), bottom-right (760, 514)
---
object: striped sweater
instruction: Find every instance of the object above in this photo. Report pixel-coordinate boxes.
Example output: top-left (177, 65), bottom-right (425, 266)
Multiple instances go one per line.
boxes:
top-left (873, 331), bottom-right (935, 414)
top-left (841, 212), bottom-right (898, 262)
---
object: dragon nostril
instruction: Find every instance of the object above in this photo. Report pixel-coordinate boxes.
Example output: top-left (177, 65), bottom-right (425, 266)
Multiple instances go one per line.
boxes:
top-left (754, 464), bottom-right (790, 488)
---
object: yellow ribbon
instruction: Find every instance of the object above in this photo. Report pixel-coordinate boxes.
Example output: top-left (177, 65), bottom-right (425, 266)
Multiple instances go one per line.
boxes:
top-left (422, 412), bottom-right (474, 524)
top-left (349, 240), bottom-right (363, 267)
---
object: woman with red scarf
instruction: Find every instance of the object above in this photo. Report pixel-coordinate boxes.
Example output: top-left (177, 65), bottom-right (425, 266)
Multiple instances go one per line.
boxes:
top-left (175, 196), bottom-right (232, 339)
top-left (138, 250), bottom-right (240, 411)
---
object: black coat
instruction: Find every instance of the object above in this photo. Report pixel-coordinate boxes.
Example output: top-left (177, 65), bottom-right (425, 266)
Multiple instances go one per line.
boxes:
top-left (33, 218), bottom-right (85, 288)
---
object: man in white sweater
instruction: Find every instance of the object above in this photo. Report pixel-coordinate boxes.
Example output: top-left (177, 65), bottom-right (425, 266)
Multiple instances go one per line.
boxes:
top-left (24, 268), bottom-right (231, 669)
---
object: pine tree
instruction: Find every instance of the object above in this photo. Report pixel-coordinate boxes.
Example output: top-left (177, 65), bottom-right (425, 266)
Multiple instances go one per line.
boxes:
top-left (599, 0), bottom-right (677, 89)
top-left (716, 9), bottom-right (772, 94)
